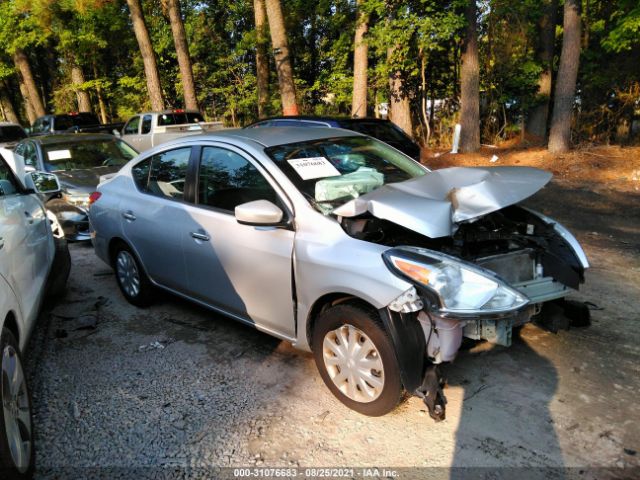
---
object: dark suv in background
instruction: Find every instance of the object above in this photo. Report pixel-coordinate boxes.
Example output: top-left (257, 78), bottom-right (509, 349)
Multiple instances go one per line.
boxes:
top-left (245, 116), bottom-right (421, 161)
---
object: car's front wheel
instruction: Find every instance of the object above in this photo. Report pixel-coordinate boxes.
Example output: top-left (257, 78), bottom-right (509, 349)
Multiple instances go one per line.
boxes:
top-left (312, 304), bottom-right (403, 416)
top-left (0, 327), bottom-right (35, 479)
top-left (112, 244), bottom-right (154, 307)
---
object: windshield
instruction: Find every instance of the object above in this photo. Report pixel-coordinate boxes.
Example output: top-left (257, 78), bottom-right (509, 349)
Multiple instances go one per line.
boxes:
top-left (157, 112), bottom-right (203, 126)
top-left (265, 136), bottom-right (426, 214)
top-left (0, 125), bottom-right (27, 143)
top-left (43, 138), bottom-right (138, 171)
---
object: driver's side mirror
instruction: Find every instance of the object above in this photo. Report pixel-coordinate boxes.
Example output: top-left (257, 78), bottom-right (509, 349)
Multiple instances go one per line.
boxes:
top-left (235, 200), bottom-right (284, 226)
top-left (112, 129), bottom-right (121, 138)
top-left (25, 171), bottom-right (61, 194)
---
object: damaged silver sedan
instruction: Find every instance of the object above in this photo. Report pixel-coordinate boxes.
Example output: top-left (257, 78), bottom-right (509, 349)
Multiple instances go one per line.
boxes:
top-left (88, 128), bottom-right (588, 419)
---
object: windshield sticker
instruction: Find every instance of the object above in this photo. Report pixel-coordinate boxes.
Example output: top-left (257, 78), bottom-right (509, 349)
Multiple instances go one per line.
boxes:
top-left (287, 157), bottom-right (341, 180)
top-left (47, 149), bottom-right (72, 161)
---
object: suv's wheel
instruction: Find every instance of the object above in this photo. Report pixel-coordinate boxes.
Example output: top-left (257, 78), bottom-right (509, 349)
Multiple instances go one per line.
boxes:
top-left (312, 304), bottom-right (403, 416)
top-left (112, 244), bottom-right (153, 307)
top-left (0, 328), bottom-right (35, 479)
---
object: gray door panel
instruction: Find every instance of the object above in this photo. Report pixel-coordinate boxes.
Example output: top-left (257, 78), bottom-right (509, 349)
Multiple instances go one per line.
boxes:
top-left (181, 204), bottom-right (296, 336)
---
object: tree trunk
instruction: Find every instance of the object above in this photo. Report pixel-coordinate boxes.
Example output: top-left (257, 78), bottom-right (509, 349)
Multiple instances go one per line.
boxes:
top-left (254, 0), bottom-right (270, 118)
top-left (548, 0), bottom-right (581, 153)
top-left (126, 0), bottom-right (165, 110)
top-left (264, 0), bottom-right (299, 115)
top-left (13, 49), bottom-right (45, 118)
top-left (18, 78), bottom-right (36, 124)
top-left (93, 62), bottom-right (109, 124)
top-left (166, 0), bottom-right (199, 110)
top-left (351, 0), bottom-right (368, 118)
top-left (525, 0), bottom-right (557, 140)
top-left (0, 85), bottom-right (20, 124)
top-left (459, 1), bottom-right (480, 152)
top-left (387, 47), bottom-right (412, 137)
top-left (71, 63), bottom-right (93, 113)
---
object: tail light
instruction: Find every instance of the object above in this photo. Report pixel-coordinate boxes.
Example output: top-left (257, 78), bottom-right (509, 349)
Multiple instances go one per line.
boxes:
top-left (88, 191), bottom-right (102, 206)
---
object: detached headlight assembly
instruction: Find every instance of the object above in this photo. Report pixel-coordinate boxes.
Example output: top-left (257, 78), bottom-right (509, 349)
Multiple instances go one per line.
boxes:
top-left (383, 247), bottom-right (529, 315)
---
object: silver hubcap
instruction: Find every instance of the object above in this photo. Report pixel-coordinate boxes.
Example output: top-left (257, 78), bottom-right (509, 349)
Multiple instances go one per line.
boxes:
top-left (322, 324), bottom-right (384, 403)
top-left (116, 251), bottom-right (140, 298)
top-left (2, 345), bottom-right (32, 473)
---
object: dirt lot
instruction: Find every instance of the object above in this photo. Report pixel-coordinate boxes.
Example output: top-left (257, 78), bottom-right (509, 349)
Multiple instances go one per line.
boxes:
top-left (25, 150), bottom-right (640, 479)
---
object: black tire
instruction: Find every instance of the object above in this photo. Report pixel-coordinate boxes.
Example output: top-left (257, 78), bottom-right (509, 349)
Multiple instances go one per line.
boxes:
top-left (111, 243), bottom-right (154, 307)
top-left (0, 328), bottom-right (35, 479)
top-left (312, 304), bottom-right (403, 416)
top-left (45, 238), bottom-right (70, 300)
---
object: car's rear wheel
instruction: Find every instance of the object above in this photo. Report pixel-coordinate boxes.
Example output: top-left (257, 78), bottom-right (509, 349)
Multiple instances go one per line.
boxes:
top-left (112, 244), bottom-right (153, 307)
top-left (312, 304), bottom-right (403, 416)
top-left (0, 327), bottom-right (35, 479)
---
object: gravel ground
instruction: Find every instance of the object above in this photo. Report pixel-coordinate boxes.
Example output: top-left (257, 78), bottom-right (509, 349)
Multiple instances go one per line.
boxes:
top-left (24, 179), bottom-right (640, 479)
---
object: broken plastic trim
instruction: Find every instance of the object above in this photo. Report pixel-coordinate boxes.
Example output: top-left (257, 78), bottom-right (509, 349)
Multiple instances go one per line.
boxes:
top-left (388, 286), bottom-right (424, 313)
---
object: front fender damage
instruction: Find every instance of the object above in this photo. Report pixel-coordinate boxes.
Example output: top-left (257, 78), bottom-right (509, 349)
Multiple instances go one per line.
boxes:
top-left (379, 308), bottom-right (447, 421)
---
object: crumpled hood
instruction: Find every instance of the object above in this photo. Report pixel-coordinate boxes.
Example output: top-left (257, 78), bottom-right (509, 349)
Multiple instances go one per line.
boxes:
top-left (333, 166), bottom-right (552, 238)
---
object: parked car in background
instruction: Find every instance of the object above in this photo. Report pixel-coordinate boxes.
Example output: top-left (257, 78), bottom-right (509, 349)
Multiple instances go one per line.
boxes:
top-left (29, 112), bottom-right (124, 136)
top-left (89, 127), bottom-right (588, 419)
top-left (0, 151), bottom-right (70, 478)
top-left (13, 133), bottom-right (138, 241)
top-left (0, 122), bottom-right (27, 150)
top-left (245, 116), bottom-right (421, 161)
top-left (118, 109), bottom-right (224, 153)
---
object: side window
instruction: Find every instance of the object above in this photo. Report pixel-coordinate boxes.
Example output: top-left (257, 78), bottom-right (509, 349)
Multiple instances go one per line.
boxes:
top-left (146, 147), bottom-right (191, 200)
top-left (0, 157), bottom-right (20, 197)
top-left (41, 118), bottom-right (51, 132)
top-left (141, 115), bottom-right (152, 134)
top-left (124, 116), bottom-right (140, 135)
top-left (197, 147), bottom-right (277, 212)
top-left (22, 142), bottom-right (38, 168)
top-left (131, 158), bottom-right (151, 191)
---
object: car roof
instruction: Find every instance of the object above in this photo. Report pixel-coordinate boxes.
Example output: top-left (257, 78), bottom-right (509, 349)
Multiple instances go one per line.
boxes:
top-left (26, 133), bottom-right (118, 145)
top-left (192, 126), bottom-right (363, 148)
top-left (0, 122), bottom-right (24, 128)
top-left (248, 116), bottom-right (393, 125)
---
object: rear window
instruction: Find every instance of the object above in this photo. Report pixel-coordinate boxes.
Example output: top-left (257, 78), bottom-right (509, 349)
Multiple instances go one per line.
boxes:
top-left (0, 125), bottom-right (27, 143)
top-left (157, 112), bottom-right (203, 126)
top-left (55, 114), bottom-right (99, 130)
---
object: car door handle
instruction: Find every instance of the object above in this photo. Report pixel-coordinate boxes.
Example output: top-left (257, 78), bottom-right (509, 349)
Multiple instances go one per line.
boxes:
top-left (190, 231), bottom-right (210, 241)
top-left (122, 211), bottom-right (136, 221)
top-left (24, 212), bottom-right (34, 224)
top-left (0, 237), bottom-right (3, 250)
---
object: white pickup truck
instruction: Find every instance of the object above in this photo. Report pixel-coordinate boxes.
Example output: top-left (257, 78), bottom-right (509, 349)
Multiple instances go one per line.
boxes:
top-left (118, 109), bottom-right (224, 152)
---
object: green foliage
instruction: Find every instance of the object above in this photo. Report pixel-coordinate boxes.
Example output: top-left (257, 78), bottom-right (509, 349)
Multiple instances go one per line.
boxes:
top-left (0, 0), bottom-right (637, 145)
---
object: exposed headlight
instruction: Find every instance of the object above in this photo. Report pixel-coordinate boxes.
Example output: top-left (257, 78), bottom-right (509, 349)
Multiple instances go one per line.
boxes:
top-left (383, 247), bottom-right (529, 315)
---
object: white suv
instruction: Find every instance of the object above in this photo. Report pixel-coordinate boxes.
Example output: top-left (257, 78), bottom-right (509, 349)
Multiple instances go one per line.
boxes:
top-left (0, 152), bottom-right (69, 478)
